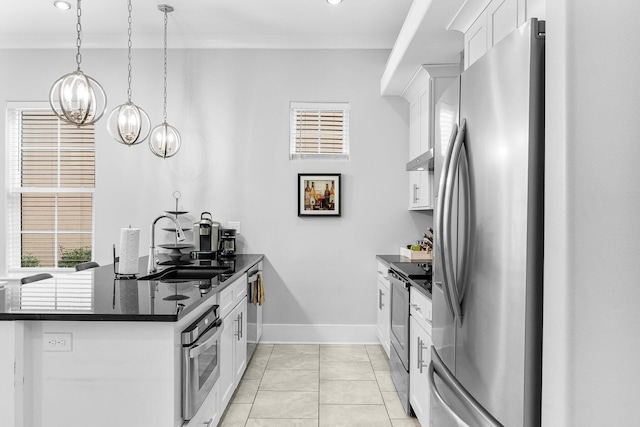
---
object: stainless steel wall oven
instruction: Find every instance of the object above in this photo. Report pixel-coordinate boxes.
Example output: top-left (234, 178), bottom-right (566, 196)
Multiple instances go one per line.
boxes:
top-left (182, 305), bottom-right (223, 421)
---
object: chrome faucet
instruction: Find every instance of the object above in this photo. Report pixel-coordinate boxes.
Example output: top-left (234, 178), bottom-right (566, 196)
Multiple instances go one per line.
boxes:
top-left (148, 214), bottom-right (186, 273)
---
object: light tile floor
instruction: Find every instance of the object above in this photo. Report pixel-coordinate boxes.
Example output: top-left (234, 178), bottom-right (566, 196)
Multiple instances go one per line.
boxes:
top-left (219, 344), bottom-right (422, 427)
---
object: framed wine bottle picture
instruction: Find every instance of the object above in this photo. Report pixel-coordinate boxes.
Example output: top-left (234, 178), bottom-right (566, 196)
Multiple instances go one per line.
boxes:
top-left (298, 173), bottom-right (341, 217)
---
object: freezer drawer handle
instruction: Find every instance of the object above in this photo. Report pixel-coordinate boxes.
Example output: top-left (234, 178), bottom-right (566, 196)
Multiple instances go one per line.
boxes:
top-left (429, 348), bottom-right (503, 427)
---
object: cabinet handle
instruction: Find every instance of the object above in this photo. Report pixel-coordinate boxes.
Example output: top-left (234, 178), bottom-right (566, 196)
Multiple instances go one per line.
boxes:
top-left (203, 418), bottom-right (214, 427)
top-left (413, 184), bottom-right (419, 203)
top-left (235, 312), bottom-right (244, 341)
top-left (379, 289), bottom-right (384, 310)
top-left (417, 336), bottom-right (429, 374)
top-left (235, 315), bottom-right (241, 340)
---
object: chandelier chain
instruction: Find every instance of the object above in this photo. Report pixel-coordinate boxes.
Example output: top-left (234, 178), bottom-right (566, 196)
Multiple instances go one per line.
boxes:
top-left (162, 9), bottom-right (168, 122)
top-left (75, 0), bottom-right (82, 70)
top-left (127, 0), bottom-right (133, 102)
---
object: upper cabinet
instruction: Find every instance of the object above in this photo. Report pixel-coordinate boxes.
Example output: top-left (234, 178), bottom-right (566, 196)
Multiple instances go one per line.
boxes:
top-left (402, 65), bottom-right (459, 211)
top-left (383, 0), bottom-right (544, 210)
top-left (450, 0), bottom-right (546, 69)
top-left (379, 0), bottom-right (545, 95)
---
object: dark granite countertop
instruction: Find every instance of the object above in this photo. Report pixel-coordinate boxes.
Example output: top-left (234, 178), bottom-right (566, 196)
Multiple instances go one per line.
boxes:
top-left (376, 254), bottom-right (411, 267)
top-left (0, 254), bottom-right (263, 322)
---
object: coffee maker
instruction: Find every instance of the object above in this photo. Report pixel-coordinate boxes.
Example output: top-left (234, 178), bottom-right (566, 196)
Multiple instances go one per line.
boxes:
top-left (218, 228), bottom-right (236, 257)
top-left (192, 212), bottom-right (219, 259)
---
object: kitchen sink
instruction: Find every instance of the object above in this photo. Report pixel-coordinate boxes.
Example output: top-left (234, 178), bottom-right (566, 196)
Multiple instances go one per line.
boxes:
top-left (138, 266), bottom-right (232, 283)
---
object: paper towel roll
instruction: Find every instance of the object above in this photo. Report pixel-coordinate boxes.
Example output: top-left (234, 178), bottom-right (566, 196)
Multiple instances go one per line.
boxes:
top-left (118, 228), bottom-right (140, 275)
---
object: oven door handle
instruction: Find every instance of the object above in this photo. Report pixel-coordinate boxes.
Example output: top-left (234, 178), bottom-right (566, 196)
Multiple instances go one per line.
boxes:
top-left (189, 321), bottom-right (223, 359)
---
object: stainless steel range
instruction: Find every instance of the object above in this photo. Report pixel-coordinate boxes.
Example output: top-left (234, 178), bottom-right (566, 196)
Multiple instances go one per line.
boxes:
top-left (389, 261), bottom-right (432, 415)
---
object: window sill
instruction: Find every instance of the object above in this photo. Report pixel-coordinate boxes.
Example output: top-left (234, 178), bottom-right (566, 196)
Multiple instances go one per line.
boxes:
top-left (290, 154), bottom-right (350, 161)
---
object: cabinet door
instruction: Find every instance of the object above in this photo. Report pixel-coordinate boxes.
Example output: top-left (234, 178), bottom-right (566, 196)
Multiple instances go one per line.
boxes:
top-left (487, 0), bottom-right (518, 47)
top-left (220, 311), bottom-right (235, 409)
top-left (409, 98), bottom-right (421, 160)
top-left (418, 82), bottom-right (432, 154)
top-left (409, 171), bottom-right (433, 210)
top-left (234, 298), bottom-right (248, 385)
top-left (409, 316), bottom-right (432, 427)
top-left (465, 12), bottom-right (489, 69)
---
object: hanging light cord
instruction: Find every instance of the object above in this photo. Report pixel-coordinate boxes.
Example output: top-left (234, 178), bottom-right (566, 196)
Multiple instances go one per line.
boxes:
top-left (162, 9), bottom-right (168, 123)
top-left (75, 0), bottom-right (82, 70)
top-left (127, 0), bottom-right (133, 103)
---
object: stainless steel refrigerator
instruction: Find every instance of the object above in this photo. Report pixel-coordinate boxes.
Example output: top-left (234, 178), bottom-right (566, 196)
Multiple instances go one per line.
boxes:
top-left (429, 19), bottom-right (545, 427)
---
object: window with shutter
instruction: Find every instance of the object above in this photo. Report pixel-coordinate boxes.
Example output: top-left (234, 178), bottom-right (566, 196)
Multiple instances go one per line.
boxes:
top-left (290, 102), bottom-right (350, 160)
top-left (6, 102), bottom-right (95, 270)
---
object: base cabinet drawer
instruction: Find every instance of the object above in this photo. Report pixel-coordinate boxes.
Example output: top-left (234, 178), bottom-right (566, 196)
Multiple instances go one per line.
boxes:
top-left (183, 381), bottom-right (220, 427)
top-left (219, 274), bottom-right (248, 318)
top-left (410, 287), bottom-right (432, 332)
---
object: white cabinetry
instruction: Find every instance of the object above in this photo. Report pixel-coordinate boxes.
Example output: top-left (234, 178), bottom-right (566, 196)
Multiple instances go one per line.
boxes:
top-left (454, 0), bottom-right (546, 69)
top-left (376, 261), bottom-right (391, 358)
top-left (402, 65), bottom-right (459, 210)
top-left (409, 287), bottom-right (432, 427)
top-left (219, 274), bottom-right (248, 409)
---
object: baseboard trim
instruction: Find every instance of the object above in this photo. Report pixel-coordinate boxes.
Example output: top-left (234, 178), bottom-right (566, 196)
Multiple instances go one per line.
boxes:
top-left (261, 323), bottom-right (378, 344)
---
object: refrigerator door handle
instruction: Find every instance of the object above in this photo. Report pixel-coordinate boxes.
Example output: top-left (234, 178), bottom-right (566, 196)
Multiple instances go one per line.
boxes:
top-left (443, 119), bottom-right (467, 326)
top-left (429, 348), bottom-right (504, 427)
top-left (436, 123), bottom-right (459, 322)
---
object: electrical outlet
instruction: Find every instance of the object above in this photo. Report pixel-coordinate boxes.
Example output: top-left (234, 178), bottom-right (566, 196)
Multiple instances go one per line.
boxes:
top-left (228, 221), bottom-right (241, 234)
top-left (43, 333), bottom-right (72, 352)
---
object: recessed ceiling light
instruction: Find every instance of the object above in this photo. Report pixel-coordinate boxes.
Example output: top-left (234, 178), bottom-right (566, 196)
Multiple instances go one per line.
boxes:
top-left (53, 1), bottom-right (71, 10)
top-left (327, 0), bottom-right (343, 5)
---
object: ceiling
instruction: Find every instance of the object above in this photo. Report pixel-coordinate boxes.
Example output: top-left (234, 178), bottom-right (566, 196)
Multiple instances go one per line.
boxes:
top-left (1, 0), bottom-right (414, 49)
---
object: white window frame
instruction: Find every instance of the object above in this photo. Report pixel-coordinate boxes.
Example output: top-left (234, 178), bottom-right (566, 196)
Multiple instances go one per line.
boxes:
top-left (289, 102), bottom-right (350, 160)
top-left (5, 101), bottom-right (95, 273)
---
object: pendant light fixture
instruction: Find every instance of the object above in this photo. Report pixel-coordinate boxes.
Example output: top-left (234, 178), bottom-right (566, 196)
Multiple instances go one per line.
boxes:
top-left (107, 0), bottom-right (151, 146)
top-left (49, 0), bottom-right (107, 127)
top-left (149, 4), bottom-right (181, 159)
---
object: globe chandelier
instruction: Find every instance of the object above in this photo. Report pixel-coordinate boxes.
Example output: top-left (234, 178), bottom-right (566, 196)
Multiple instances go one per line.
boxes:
top-left (49, 0), bottom-right (107, 127)
top-left (107, 0), bottom-right (151, 146)
top-left (149, 4), bottom-right (181, 159)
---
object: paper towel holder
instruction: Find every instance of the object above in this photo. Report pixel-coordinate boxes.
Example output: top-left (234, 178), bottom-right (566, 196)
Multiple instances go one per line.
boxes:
top-left (113, 244), bottom-right (138, 280)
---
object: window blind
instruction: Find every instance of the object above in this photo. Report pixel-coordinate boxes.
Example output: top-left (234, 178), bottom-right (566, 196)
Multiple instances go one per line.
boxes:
top-left (6, 104), bottom-right (95, 270)
top-left (290, 102), bottom-right (350, 160)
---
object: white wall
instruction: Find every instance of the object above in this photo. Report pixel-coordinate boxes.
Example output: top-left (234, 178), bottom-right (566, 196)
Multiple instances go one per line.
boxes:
top-left (0, 48), bottom-right (432, 337)
top-left (544, 1), bottom-right (640, 425)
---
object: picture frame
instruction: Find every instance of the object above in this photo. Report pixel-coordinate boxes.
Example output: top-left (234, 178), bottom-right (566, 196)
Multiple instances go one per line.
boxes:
top-left (298, 173), bottom-right (341, 217)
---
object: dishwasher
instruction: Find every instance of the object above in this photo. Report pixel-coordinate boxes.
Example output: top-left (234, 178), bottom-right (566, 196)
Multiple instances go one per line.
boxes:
top-left (246, 262), bottom-right (263, 360)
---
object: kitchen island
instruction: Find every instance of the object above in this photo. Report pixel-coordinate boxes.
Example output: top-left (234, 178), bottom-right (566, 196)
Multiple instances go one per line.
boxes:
top-left (0, 254), bottom-right (263, 427)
